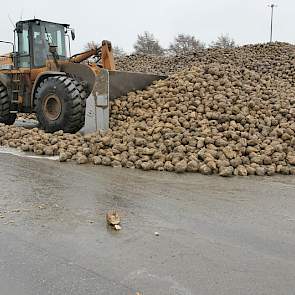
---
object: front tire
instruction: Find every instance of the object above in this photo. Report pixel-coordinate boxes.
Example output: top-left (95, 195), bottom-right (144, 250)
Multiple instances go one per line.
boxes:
top-left (35, 76), bottom-right (86, 133)
top-left (0, 82), bottom-right (16, 125)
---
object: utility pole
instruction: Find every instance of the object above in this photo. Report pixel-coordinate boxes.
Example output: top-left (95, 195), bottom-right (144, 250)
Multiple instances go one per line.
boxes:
top-left (268, 3), bottom-right (277, 43)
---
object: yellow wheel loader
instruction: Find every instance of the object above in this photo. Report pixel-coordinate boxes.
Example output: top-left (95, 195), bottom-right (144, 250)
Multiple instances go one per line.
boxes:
top-left (0, 19), bottom-right (164, 133)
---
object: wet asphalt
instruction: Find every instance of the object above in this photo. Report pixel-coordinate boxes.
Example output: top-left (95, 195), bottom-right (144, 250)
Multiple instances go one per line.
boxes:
top-left (0, 152), bottom-right (295, 295)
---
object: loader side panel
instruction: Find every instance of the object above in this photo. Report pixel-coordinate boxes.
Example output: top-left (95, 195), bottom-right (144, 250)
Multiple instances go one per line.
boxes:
top-left (80, 69), bottom-right (109, 134)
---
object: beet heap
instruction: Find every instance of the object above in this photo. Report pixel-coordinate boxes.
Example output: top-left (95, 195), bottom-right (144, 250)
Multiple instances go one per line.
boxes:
top-left (1, 42), bottom-right (295, 176)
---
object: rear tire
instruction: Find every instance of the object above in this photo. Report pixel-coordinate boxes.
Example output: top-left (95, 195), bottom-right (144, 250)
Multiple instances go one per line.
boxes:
top-left (0, 82), bottom-right (16, 125)
top-left (35, 76), bottom-right (86, 133)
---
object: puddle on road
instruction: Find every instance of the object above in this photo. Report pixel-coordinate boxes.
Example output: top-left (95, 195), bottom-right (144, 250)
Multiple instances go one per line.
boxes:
top-left (0, 146), bottom-right (59, 161)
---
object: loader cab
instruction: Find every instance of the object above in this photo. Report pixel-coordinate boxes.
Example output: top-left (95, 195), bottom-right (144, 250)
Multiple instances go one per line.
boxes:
top-left (15, 19), bottom-right (69, 69)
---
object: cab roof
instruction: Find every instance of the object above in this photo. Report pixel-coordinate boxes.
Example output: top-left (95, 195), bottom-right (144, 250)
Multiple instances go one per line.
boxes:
top-left (16, 19), bottom-right (70, 28)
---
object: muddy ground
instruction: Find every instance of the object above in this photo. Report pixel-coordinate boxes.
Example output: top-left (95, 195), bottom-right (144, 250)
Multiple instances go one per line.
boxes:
top-left (0, 152), bottom-right (295, 295)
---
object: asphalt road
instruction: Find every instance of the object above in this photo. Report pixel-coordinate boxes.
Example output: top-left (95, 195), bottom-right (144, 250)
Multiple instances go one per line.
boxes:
top-left (0, 152), bottom-right (295, 295)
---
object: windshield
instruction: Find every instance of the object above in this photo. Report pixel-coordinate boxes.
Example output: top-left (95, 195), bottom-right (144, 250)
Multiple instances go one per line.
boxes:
top-left (32, 22), bottom-right (66, 67)
top-left (44, 23), bottom-right (66, 56)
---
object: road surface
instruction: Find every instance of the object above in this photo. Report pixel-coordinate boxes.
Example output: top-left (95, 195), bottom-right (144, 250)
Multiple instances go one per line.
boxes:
top-left (0, 152), bottom-right (295, 295)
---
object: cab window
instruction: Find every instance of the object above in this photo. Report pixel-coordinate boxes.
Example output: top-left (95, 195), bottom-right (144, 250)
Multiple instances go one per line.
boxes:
top-left (18, 23), bottom-right (30, 68)
top-left (44, 23), bottom-right (66, 57)
top-left (32, 22), bottom-right (67, 68)
top-left (32, 24), bottom-right (48, 67)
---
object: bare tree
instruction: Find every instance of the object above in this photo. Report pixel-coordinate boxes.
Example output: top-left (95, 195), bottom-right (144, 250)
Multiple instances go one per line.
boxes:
top-left (113, 45), bottom-right (126, 57)
top-left (84, 42), bottom-right (125, 58)
top-left (169, 34), bottom-right (205, 55)
top-left (210, 34), bottom-right (236, 49)
top-left (84, 41), bottom-right (99, 51)
top-left (134, 31), bottom-right (164, 55)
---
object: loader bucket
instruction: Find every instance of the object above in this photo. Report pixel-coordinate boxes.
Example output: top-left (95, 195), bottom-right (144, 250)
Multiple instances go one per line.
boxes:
top-left (80, 69), bottom-right (166, 134)
top-left (108, 71), bottom-right (166, 100)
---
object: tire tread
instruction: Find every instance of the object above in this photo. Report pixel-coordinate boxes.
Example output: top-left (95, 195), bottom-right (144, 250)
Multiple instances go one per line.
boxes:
top-left (35, 76), bottom-right (86, 133)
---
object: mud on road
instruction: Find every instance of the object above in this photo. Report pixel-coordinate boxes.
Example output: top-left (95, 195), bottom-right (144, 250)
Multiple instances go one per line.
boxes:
top-left (0, 153), bottom-right (295, 295)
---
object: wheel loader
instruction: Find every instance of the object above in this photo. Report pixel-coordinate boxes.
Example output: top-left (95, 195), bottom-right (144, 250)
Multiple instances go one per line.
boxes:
top-left (0, 19), bottom-right (164, 133)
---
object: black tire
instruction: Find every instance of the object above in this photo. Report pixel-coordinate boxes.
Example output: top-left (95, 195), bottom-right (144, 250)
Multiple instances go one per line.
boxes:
top-left (0, 82), bottom-right (17, 125)
top-left (72, 79), bottom-right (87, 128)
top-left (35, 76), bottom-right (86, 133)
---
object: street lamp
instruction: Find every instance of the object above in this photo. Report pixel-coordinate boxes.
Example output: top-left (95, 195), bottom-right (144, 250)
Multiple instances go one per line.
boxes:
top-left (268, 3), bottom-right (278, 43)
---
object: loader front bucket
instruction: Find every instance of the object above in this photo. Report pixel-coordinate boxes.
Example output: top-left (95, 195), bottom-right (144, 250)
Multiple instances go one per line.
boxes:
top-left (80, 70), bottom-right (166, 134)
top-left (108, 71), bottom-right (166, 100)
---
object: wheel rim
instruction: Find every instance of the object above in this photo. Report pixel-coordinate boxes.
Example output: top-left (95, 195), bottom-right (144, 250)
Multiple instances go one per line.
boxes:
top-left (43, 94), bottom-right (62, 121)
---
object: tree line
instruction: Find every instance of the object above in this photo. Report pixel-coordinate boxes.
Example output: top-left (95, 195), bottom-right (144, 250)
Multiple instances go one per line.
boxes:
top-left (86, 33), bottom-right (236, 57)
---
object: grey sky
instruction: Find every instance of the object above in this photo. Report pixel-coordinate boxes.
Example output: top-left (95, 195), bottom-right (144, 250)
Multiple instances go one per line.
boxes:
top-left (0, 0), bottom-right (294, 54)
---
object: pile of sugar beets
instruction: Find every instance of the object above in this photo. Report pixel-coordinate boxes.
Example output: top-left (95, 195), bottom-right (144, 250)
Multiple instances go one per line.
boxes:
top-left (117, 42), bottom-right (295, 83)
top-left (1, 42), bottom-right (295, 176)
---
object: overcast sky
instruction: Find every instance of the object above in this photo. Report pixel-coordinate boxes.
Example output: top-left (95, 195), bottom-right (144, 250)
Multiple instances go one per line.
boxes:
top-left (0, 0), bottom-right (294, 54)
